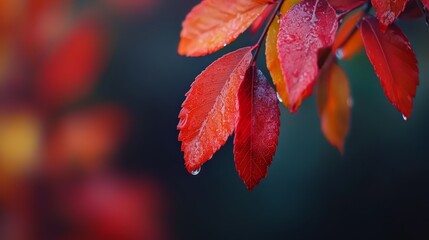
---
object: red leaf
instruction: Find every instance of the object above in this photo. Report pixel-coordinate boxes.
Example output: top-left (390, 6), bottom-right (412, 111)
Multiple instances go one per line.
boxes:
top-left (265, 0), bottom-right (301, 108)
top-left (360, 16), bottom-right (419, 118)
top-left (234, 66), bottom-right (280, 190)
top-left (22, 0), bottom-right (72, 60)
top-left (63, 176), bottom-right (168, 240)
top-left (317, 63), bottom-right (351, 152)
top-left (36, 17), bottom-right (108, 110)
top-left (371, 0), bottom-right (409, 32)
top-left (278, 0), bottom-right (338, 111)
top-left (178, 47), bottom-right (253, 173)
top-left (178, 0), bottom-right (269, 56)
top-left (327, 0), bottom-right (365, 11)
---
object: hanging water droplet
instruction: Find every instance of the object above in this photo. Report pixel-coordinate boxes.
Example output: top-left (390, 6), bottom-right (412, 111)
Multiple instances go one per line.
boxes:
top-left (402, 114), bottom-right (408, 121)
top-left (276, 92), bottom-right (283, 103)
top-left (223, 43), bottom-right (227, 47)
top-left (191, 168), bottom-right (201, 176)
top-left (336, 49), bottom-right (344, 60)
top-left (347, 98), bottom-right (354, 107)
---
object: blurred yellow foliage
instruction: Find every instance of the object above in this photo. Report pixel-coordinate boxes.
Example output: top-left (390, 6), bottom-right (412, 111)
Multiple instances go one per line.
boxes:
top-left (0, 111), bottom-right (41, 178)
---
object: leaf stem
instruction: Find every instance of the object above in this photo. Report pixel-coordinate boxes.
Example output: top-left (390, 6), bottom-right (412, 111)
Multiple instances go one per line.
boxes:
top-left (337, 1), bottom-right (369, 21)
top-left (319, 2), bottom-right (372, 73)
top-left (336, 2), bottom-right (372, 52)
top-left (251, 0), bottom-right (285, 63)
top-left (416, 0), bottom-right (429, 25)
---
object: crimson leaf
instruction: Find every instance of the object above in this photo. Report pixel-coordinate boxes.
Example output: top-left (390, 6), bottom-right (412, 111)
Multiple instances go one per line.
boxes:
top-left (360, 16), bottom-right (419, 118)
top-left (234, 66), bottom-right (280, 190)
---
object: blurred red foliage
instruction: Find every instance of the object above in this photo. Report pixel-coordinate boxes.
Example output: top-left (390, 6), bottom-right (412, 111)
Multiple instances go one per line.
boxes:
top-left (0, 0), bottom-right (167, 239)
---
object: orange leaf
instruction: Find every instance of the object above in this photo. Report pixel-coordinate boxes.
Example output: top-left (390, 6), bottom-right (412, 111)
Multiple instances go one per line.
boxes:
top-left (360, 16), bottom-right (418, 118)
top-left (265, 0), bottom-right (301, 108)
top-left (0, 0), bottom-right (23, 34)
top-left (333, 10), bottom-right (364, 60)
top-left (44, 105), bottom-right (129, 174)
top-left (0, 36), bottom-right (12, 87)
top-left (317, 63), bottom-right (351, 152)
top-left (178, 0), bottom-right (269, 56)
top-left (178, 47), bottom-right (253, 172)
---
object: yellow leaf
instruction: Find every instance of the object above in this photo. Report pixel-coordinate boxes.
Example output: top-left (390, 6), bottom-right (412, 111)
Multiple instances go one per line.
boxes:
top-left (265, 0), bottom-right (301, 108)
top-left (0, 110), bottom-right (41, 178)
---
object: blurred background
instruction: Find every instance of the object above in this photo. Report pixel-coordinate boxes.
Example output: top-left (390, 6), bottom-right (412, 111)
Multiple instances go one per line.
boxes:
top-left (0, 0), bottom-right (428, 239)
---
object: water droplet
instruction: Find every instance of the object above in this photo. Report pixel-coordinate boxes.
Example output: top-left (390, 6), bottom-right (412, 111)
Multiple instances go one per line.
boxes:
top-left (177, 109), bottom-right (189, 129)
top-left (381, 11), bottom-right (395, 25)
top-left (284, 34), bottom-right (297, 44)
top-left (402, 114), bottom-right (408, 121)
top-left (276, 92), bottom-right (283, 103)
top-left (191, 168), bottom-right (201, 176)
top-left (336, 49), bottom-right (344, 60)
top-left (347, 98), bottom-right (354, 107)
top-left (223, 43), bottom-right (227, 47)
top-left (292, 69), bottom-right (299, 77)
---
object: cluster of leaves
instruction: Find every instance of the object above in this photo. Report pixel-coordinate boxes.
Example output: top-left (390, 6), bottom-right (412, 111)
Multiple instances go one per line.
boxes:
top-left (178, 0), bottom-right (428, 190)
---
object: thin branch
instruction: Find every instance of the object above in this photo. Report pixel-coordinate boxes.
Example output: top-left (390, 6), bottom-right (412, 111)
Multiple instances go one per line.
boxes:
top-left (251, 0), bottom-right (285, 63)
top-left (416, 0), bottom-right (429, 25)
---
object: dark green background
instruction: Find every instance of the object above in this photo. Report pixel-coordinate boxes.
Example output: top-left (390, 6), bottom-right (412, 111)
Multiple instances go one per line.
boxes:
top-left (97, 1), bottom-right (429, 239)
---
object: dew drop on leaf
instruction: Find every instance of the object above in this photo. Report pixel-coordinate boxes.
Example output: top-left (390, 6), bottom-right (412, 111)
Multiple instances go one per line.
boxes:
top-left (336, 49), bottom-right (344, 59)
top-left (177, 109), bottom-right (189, 130)
top-left (190, 168), bottom-right (201, 176)
top-left (402, 114), bottom-right (408, 121)
top-left (284, 34), bottom-right (297, 44)
top-left (276, 92), bottom-right (283, 103)
top-left (347, 98), bottom-right (354, 107)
